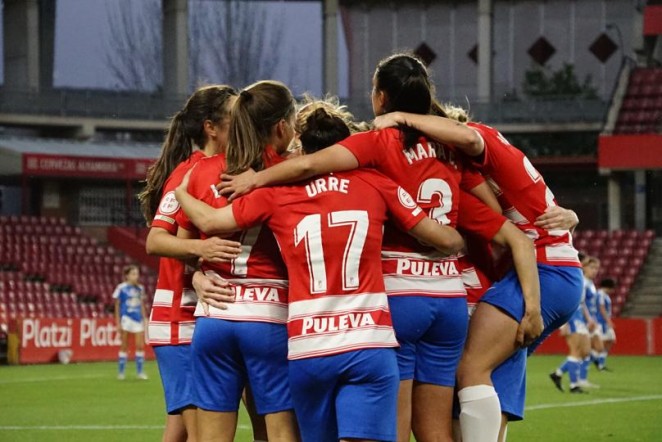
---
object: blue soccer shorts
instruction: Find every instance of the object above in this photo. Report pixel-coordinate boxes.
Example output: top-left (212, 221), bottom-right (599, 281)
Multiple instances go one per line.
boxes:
top-left (191, 317), bottom-right (292, 415)
top-left (289, 348), bottom-right (399, 442)
top-left (388, 296), bottom-right (468, 386)
top-left (154, 344), bottom-right (195, 414)
top-left (491, 347), bottom-right (527, 421)
top-left (479, 264), bottom-right (583, 355)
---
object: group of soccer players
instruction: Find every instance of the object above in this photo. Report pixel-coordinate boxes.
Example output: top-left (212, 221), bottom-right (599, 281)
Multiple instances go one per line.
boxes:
top-left (137, 52), bottom-right (585, 442)
top-left (550, 255), bottom-right (616, 394)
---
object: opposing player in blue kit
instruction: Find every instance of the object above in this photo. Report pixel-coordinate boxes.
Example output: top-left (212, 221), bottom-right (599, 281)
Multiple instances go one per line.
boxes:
top-left (113, 264), bottom-right (148, 381)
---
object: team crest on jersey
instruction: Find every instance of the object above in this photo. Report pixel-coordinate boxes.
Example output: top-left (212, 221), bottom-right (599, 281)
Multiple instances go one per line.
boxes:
top-left (398, 187), bottom-right (417, 209)
top-left (158, 191), bottom-right (180, 215)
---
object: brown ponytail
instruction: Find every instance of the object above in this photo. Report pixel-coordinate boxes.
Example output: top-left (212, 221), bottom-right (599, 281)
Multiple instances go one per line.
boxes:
top-left (226, 80), bottom-right (295, 175)
top-left (138, 85), bottom-right (237, 224)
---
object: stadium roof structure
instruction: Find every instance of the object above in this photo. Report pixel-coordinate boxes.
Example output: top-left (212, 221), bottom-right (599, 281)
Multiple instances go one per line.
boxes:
top-left (0, 137), bottom-right (161, 180)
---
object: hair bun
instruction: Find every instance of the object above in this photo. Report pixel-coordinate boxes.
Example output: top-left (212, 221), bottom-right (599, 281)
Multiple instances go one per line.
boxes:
top-left (309, 107), bottom-right (336, 130)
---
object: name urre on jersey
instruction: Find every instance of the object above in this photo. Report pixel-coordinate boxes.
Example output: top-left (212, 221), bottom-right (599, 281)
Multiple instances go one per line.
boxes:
top-left (305, 176), bottom-right (350, 198)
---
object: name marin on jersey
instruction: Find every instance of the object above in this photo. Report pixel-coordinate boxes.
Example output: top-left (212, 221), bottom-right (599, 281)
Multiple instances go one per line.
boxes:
top-left (403, 142), bottom-right (457, 169)
top-left (301, 311), bottom-right (376, 335)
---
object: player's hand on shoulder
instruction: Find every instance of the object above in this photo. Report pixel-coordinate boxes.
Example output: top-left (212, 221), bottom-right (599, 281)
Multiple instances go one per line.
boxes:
top-left (373, 112), bottom-right (404, 130)
top-left (534, 206), bottom-right (579, 231)
top-left (197, 237), bottom-right (242, 263)
top-left (218, 168), bottom-right (257, 202)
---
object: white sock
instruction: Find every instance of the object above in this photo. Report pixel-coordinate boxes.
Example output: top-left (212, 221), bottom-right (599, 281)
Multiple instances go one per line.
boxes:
top-left (459, 385), bottom-right (501, 442)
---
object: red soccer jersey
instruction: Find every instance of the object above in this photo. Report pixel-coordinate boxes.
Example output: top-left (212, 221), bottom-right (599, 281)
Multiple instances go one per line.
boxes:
top-left (467, 122), bottom-right (580, 267)
top-left (176, 151), bottom-right (289, 324)
top-left (339, 128), bottom-right (480, 298)
top-left (232, 169), bottom-right (427, 360)
top-left (148, 150), bottom-right (205, 346)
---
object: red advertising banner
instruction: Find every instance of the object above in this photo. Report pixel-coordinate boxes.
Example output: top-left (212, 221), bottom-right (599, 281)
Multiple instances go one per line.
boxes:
top-left (8, 317), bottom-right (154, 364)
top-left (22, 154), bottom-right (154, 180)
top-left (535, 317), bottom-right (662, 356)
top-left (598, 134), bottom-right (662, 170)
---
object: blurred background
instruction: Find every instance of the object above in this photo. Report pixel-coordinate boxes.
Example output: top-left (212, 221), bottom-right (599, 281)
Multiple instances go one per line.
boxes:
top-left (1, 0), bottom-right (661, 364)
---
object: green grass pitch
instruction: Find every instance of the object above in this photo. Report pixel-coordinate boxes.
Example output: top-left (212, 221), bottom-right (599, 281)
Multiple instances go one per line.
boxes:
top-left (0, 355), bottom-right (661, 441)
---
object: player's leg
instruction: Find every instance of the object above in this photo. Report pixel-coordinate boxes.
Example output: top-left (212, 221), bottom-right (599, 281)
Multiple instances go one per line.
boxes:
top-left (396, 380), bottom-right (413, 442)
top-left (492, 348), bottom-right (527, 439)
top-left (242, 386), bottom-right (268, 441)
top-left (118, 328), bottom-right (129, 380)
top-left (196, 410), bottom-right (237, 442)
top-left (457, 271), bottom-right (523, 442)
top-left (191, 318), bottom-right (246, 442)
top-left (412, 383), bottom-right (455, 442)
top-left (571, 332), bottom-right (591, 392)
top-left (135, 330), bottom-right (147, 378)
top-left (154, 345), bottom-right (197, 442)
top-left (411, 297), bottom-right (467, 442)
top-left (240, 322), bottom-right (298, 442)
top-left (161, 414), bottom-right (186, 442)
top-left (590, 333), bottom-right (604, 369)
top-left (387, 296), bottom-right (434, 442)
top-left (457, 302), bottom-right (519, 442)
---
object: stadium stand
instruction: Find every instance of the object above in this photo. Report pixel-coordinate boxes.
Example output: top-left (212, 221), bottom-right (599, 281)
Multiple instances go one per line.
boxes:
top-left (0, 215), bottom-right (156, 333)
top-left (573, 229), bottom-right (656, 317)
top-left (614, 67), bottom-right (662, 134)
top-left (621, 235), bottom-right (662, 318)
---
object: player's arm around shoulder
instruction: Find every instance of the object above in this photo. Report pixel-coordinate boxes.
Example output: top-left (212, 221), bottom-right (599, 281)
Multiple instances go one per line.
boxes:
top-left (373, 111), bottom-right (485, 157)
top-left (408, 218), bottom-right (465, 256)
top-left (492, 221), bottom-right (543, 346)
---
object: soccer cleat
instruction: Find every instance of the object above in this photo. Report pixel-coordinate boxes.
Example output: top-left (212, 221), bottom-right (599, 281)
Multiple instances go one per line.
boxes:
top-left (599, 366), bottom-right (613, 372)
top-left (570, 386), bottom-right (588, 394)
top-left (117, 373), bottom-right (126, 380)
top-left (136, 373), bottom-right (149, 380)
top-left (549, 372), bottom-right (564, 392)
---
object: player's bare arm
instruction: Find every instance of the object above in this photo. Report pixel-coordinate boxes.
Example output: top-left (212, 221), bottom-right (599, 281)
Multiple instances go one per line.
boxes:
top-left (373, 112), bottom-right (485, 157)
top-left (534, 206), bottom-right (580, 232)
top-left (191, 270), bottom-right (235, 313)
top-left (492, 222), bottom-right (543, 347)
top-left (146, 226), bottom-right (241, 263)
top-left (174, 171), bottom-right (238, 235)
top-left (219, 144), bottom-right (359, 201)
top-left (408, 218), bottom-right (465, 256)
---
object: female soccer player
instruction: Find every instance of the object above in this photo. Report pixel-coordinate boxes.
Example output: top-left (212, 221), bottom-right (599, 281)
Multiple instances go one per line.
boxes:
top-left (550, 255), bottom-right (597, 394)
top-left (113, 264), bottom-right (147, 380)
top-left (218, 54), bottom-right (541, 442)
top-left (176, 99), bottom-right (465, 442)
top-left (580, 256), bottom-right (601, 388)
top-left (596, 277), bottom-right (616, 370)
top-left (175, 81), bottom-right (299, 442)
top-left (370, 100), bottom-right (583, 441)
top-left (137, 85), bottom-right (247, 442)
